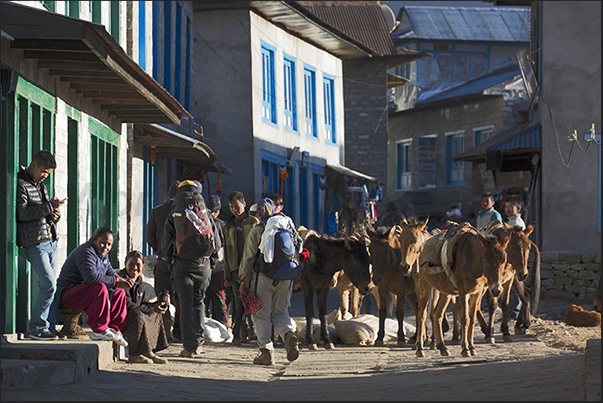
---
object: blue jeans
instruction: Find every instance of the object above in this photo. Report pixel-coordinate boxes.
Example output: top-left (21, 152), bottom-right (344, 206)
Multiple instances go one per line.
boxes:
top-left (23, 240), bottom-right (58, 334)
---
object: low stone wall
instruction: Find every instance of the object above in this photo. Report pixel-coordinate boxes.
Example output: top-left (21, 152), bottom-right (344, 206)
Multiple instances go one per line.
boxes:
top-left (538, 251), bottom-right (601, 304)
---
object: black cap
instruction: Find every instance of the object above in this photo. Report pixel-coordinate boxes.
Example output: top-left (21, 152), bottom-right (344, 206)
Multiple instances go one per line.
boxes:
top-left (207, 195), bottom-right (221, 212)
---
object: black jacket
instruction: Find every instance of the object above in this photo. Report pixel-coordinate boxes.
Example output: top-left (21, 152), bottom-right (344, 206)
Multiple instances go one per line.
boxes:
top-left (16, 167), bottom-right (58, 248)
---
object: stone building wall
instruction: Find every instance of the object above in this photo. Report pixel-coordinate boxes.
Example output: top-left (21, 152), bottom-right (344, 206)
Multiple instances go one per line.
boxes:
top-left (538, 252), bottom-right (601, 305)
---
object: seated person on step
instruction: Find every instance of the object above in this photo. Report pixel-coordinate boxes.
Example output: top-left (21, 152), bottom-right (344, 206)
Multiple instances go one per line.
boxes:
top-left (56, 226), bottom-right (131, 346)
top-left (118, 250), bottom-right (170, 364)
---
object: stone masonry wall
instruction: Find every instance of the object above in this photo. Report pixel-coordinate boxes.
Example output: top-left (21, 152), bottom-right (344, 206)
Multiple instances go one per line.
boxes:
top-left (538, 252), bottom-right (601, 304)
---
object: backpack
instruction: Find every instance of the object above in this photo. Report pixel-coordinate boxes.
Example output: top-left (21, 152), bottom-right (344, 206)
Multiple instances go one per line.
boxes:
top-left (173, 196), bottom-right (215, 260)
top-left (257, 226), bottom-right (302, 280)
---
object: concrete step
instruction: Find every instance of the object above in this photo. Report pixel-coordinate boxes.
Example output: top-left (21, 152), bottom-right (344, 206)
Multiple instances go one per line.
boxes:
top-left (1, 332), bottom-right (122, 392)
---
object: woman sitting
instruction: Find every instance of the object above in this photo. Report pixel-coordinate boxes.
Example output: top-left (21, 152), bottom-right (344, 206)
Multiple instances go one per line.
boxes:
top-left (57, 227), bottom-right (131, 346)
top-left (118, 250), bottom-right (170, 364)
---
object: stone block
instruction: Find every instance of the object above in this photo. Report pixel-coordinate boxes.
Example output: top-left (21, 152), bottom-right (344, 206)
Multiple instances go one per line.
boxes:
top-left (540, 253), bottom-right (559, 263)
top-left (578, 270), bottom-right (600, 281)
top-left (585, 263), bottom-right (601, 273)
top-left (559, 254), bottom-right (581, 264)
top-left (555, 276), bottom-right (573, 285)
top-left (540, 268), bottom-right (554, 279)
top-left (570, 263), bottom-right (586, 271)
top-left (581, 252), bottom-right (598, 264)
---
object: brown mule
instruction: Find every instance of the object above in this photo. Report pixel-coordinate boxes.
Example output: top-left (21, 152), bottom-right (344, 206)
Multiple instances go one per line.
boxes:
top-left (414, 225), bottom-right (510, 357)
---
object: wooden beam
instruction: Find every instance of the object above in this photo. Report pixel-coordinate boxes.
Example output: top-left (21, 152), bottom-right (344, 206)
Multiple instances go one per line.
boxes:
top-left (23, 50), bottom-right (99, 62)
top-left (61, 77), bottom-right (124, 84)
top-left (10, 39), bottom-right (91, 52)
top-left (81, 91), bottom-right (147, 100)
top-left (69, 82), bottom-right (133, 91)
top-left (38, 60), bottom-right (108, 71)
top-left (51, 70), bottom-right (119, 78)
top-left (134, 136), bottom-right (192, 147)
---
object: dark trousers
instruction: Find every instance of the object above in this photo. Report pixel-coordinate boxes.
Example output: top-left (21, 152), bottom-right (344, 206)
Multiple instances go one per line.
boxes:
top-left (171, 258), bottom-right (211, 354)
top-left (230, 270), bottom-right (254, 340)
top-left (204, 271), bottom-right (228, 326)
top-left (154, 257), bottom-right (179, 340)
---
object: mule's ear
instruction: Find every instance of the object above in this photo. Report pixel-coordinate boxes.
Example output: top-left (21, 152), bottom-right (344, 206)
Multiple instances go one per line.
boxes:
top-left (502, 221), bottom-right (513, 232)
top-left (344, 236), bottom-right (352, 250)
top-left (400, 216), bottom-right (408, 226)
top-left (524, 222), bottom-right (536, 237)
top-left (388, 234), bottom-right (400, 250)
top-left (418, 217), bottom-right (429, 231)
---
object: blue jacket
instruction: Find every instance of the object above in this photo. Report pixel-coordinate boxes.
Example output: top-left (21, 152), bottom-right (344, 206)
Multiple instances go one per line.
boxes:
top-left (57, 240), bottom-right (118, 288)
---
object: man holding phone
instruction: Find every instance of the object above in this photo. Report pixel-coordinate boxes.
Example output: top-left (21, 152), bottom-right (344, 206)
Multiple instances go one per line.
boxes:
top-left (17, 150), bottom-right (66, 340)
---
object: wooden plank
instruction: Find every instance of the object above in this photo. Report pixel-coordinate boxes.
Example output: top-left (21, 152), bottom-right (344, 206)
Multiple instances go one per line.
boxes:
top-left (68, 82), bottom-right (132, 90)
top-left (61, 77), bottom-right (124, 84)
top-left (81, 91), bottom-right (146, 100)
top-left (10, 39), bottom-right (91, 52)
top-left (23, 50), bottom-right (100, 62)
top-left (51, 70), bottom-right (119, 78)
top-left (38, 60), bottom-right (108, 71)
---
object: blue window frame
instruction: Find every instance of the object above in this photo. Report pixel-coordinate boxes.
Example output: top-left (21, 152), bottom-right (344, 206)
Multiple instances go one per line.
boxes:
top-left (283, 54), bottom-right (298, 133)
top-left (299, 167), bottom-right (309, 228)
top-left (446, 131), bottom-right (464, 185)
top-left (474, 126), bottom-right (493, 146)
top-left (174, 2), bottom-right (182, 101)
top-left (152, 2), bottom-right (159, 80)
top-left (323, 74), bottom-right (336, 144)
top-left (312, 171), bottom-right (320, 231)
top-left (304, 65), bottom-right (317, 138)
top-left (163, 2), bottom-right (172, 92)
top-left (138, 1), bottom-right (146, 71)
top-left (396, 140), bottom-right (412, 190)
top-left (261, 41), bottom-right (277, 126)
top-left (184, 16), bottom-right (191, 110)
top-left (261, 150), bottom-right (287, 197)
top-left (142, 150), bottom-right (158, 256)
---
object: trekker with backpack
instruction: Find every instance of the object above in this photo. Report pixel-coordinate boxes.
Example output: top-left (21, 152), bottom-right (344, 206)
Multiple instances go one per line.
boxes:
top-left (162, 180), bottom-right (221, 358)
top-left (238, 198), bottom-right (302, 365)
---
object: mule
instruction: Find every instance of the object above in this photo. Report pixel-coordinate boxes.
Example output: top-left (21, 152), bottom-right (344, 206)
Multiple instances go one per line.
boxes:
top-left (477, 221), bottom-right (540, 342)
top-left (300, 233), bottom-right (373, 350)
top-left (414, 225), bottom-right (510, 357)
top-left (366, 221), bottom-right (425, 346)
top-left (332, 270), bottom-right (380, 319)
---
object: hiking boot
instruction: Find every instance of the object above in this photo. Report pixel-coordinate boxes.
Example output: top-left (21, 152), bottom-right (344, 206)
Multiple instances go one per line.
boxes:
top-left (253, 348), bottom-right (275, 365)
top-left (90, 329), bottom-right (116, 342)
top-left (107, 328), bottom-right (128, 347)
top-left (29, 331), bottom-right (58, 341)
top-left (180, 347), bottom-right (203, 358)
top-left (284, 331), bottom-right (300, 362)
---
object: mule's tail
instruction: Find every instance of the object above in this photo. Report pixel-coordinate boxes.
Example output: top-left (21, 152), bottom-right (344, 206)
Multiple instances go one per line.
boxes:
top-left (529, 240), bottom-right (541, 316)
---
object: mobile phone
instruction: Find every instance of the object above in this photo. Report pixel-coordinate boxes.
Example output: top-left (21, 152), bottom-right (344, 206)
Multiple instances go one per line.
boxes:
top-left (61, 197), bottom-right (68, 201)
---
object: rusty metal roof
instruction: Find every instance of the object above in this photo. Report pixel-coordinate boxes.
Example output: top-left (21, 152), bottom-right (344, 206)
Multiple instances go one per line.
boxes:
top-left (297, 1), bottom-right (396, 56)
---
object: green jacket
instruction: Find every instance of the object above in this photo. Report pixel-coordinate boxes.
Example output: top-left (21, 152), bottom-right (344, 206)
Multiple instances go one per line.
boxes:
top-left (223, 215), bottom-right (259, 279)
top-left (238, 222), bottom-right (265, 286)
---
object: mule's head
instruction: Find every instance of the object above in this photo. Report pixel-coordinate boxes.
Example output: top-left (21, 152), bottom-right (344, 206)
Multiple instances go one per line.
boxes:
top-left (393, 217), bottom-right (429, 275)
top-left (367, 225), bottom-right (400, 286)
top-left (505, 222), bottom-right (534, 282)
top-left (342, 235), bottom-right (373, 295)
top-left (478, 232), bottom-right (509, 298)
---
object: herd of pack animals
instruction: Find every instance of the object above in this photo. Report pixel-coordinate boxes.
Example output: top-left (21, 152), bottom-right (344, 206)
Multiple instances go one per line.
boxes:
top-left (295, 217), bottom-right (601, 357)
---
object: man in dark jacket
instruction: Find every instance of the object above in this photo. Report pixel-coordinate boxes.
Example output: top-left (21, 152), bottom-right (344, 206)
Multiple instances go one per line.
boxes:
top-left (204, 195), bottom-right (228, 326)
top-left (146, 180), bottom-right (180, 341)
top-left (17, 150), bottom-right (66, 341)
top-left (162, 180), bottom-right (222, 358)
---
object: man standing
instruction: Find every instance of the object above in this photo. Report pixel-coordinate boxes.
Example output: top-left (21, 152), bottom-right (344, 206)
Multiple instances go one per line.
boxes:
top-left (204, 195), bottom-right (228, 326)
top-left (238, 198), bottom-right (300, 365)
top-left (163, 180), bottom-right (221, 358)
top-left (17, 150), bottom-right (66, 340)
top-left (223, 191), bottom-right (256, 345)
top-left (146, 180), bottom-right (180, 341)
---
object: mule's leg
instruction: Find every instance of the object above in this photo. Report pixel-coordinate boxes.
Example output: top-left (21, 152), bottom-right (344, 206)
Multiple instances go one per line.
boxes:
top-left (513, 279), bottom-right (531, 334)
top-left (467, 293), bottom-right (481, 356)
top-left (433, 293), bottom-right (452, 356)
top-left (350, 287), bottom-right (360, 318)
top-left (459, 293), bottom-right (471, 357)
top-left (303, 287), bottom-right (318, 350)
top-left (414, 276), bottom-right (430, 357)
top-left (429, 290), bottom-right (440, 349)
top-left (339, 286), bottom-right (350, 319)
top-left (395, 289), bottom-right (408, 346)
top-left (375, 286), bottom-right (389, 346)
top-left (405, 288), bottom-right (419, 345)
top-left (499, 279), bottom-right (513, 341)
top-left (449, 296), bottom-right (461, 344)
top-left (316, 288), bottom-right (334, 349)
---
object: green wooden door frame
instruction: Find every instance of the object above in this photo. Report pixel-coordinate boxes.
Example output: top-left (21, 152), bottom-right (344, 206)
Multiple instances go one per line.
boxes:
top-left (66, 106), bottom-right (81, 255)
top-left (88, 117), bottom-right (120, 268)
top-left (1, 77), bottom-right (56, 334)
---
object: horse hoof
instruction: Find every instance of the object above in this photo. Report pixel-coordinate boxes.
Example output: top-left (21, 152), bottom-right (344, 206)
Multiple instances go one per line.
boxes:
top-left (469, 348), bottom-right (477, 356)
top-left (429, 342), bottom-right (435, 350)
top-left (325, 343), bottom-right (335, 350)
top-left (408, 336), bottom-right (417, 345)
top-left (416, 350), bottom-right (426, 358)
top-left (440, 349), bottom-right (450, 357)
top-left (374, 340), bottom-right (384, 347)
top-left (485, 337), bottom-right (495, 345)
top-left (514, 327), bottom-right (526, 336)
top-left (461, 349), bottom-right (471, 357)
top-left (503, 335), bottom-right (512, 342)
top-left (308, 344), bottom-right (318, 351)
top-left (397, 339), bottom-right (406, 347)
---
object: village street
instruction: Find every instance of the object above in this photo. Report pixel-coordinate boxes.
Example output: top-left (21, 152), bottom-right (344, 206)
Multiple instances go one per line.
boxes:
top-left (2, 292), bottom-right (598, 401)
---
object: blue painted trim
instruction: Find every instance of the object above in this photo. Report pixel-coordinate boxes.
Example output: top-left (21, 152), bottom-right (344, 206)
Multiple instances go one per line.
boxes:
top-left (138, 1), bottom-right (146, 71)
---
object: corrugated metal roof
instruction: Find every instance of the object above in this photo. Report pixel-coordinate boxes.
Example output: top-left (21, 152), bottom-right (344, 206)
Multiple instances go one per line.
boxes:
top-left (393, 6), bottom-right (530, 42)
top-left (297, 1), bottom-right (397, 56)
top-left (488, 123), bottom-right (540, 151)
